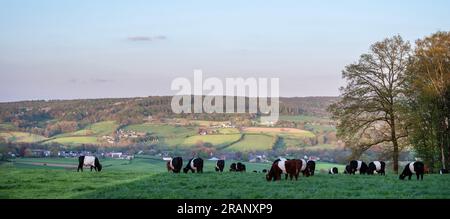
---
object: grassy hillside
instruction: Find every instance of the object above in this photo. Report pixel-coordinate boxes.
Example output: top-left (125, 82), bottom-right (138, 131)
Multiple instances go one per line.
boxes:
top-left (1, 157), bottom-right (449, 199)
top-left (0, 131), bottom-right (48, 143)
top-left (226, 134), bottom-right (276, 152)
top-left (182, 134), bottom-right (242, 148)
top-left (55, 121), bottom-right (119, 138)
top-left (40, 121), bottom-right (119, 145)
top-left (242, 127), bottom-right (315, 138)
top-left (44, 136), bottom-right (100, 145)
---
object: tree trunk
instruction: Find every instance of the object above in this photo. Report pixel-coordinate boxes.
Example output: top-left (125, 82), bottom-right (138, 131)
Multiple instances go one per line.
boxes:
top-left (392, 138), bottom-right (399, 173)
top-left (391, 115), bottom-right (399, 173)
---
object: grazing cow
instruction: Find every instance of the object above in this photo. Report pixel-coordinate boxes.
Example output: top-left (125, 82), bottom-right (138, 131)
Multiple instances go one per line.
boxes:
top-left (167, 157), bottom-right (183, 173)
top-left (78, 156), bottom-right (102, 172)
top-left (399, 161), bottom-right (424, 180)
top-left (262, 169), bottom-right (267, 173)
top-left (440, 169), bottom-right (449, 174)
top-left (215, 160), bottom-right (225, 172)
top-left (236, 162), bottom-right (246, 172)
top-left (295, 159), bottom-right (310, 177)
top-left (306, 160), bottom-right (316, 176)
top-left (367, 161), bottom-right (386, 175)
top-left (347, 160), bottom-right (368, 174)
top-left (329, 167), bottom-right (338, 174)
top-left (230, 163), bottom-right (237, 172)
top-left (253, 170), bottom-right (258, 173)
top-left (266, 159), bottom-right (300, 181)
top-left (183, 157), bottom-right (204, 173)
top-left (344, 165), bottom-right (351, 174)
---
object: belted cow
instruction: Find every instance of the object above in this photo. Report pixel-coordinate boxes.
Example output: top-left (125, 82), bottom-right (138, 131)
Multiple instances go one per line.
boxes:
top-left (400, 161), bottom-right (424, 180)
top-left (295, 159), bottom-right (310, 177)
top-left (329, 167), bottom-right (338, 174)
top-left (215, 160), bottom-right (225, 172)
top-left (347, 160), bottom-right (368, 174)
top-left (78, 155), bottom-right (102, 172)
top-left (183, 157), bottom-right (204, 173)
top-left (167, 157), bottom-right (183, 173)
top-left (266, 159), bottom-right (300, 181)
top-left (230, 163), bottom-right (237, 172)
top-left (306, 160), bottom-right (316, 176)
top-left (367, 161), bottom-right (386, 175)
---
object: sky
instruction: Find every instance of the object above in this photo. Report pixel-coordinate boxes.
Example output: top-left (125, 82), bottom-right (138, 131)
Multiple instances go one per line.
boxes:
top-left (1, 0), bottom-right (449, 102)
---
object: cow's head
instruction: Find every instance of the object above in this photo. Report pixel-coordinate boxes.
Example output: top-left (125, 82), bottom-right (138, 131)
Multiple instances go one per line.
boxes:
top-left (97, 163), bottom-right (102, 172)
top-left (183, 167), bottom-right (189, 173)
top-left (399, 173), bottom-right (406, 180)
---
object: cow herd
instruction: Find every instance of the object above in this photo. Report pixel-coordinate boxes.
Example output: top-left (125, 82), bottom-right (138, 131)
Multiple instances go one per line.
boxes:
top-left (77, 155), bottom-right (433, 181)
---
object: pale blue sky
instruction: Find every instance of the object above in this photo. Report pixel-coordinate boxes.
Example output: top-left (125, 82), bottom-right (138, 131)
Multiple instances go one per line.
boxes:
top-left (1, 0), bottom-right (449, 102)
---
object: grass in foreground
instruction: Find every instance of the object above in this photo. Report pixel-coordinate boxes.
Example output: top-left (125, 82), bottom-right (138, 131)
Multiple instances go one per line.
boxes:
top-left (1, 158), bottom-right (449, 199)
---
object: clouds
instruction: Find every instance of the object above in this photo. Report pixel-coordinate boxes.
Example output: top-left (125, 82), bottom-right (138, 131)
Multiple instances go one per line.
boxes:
top-left (127, 35), bottom-right (167, 42)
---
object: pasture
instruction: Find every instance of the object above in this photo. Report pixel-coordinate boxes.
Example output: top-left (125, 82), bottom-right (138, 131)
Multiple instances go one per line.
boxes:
top-left (1, 157), bottom-right (449, 199)
top-left (226, 134), bottom-right (276, 152)
top-left (0, 131), bottom-right (48, 143)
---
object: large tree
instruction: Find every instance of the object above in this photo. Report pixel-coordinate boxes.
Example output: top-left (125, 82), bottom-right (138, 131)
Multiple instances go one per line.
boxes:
top-left (328, 35), bottom-right (411, 173)
top-left (406, 31), bottom-right (450, 171)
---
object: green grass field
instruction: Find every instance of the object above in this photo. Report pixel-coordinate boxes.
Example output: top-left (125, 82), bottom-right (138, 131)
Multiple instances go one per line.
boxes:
top-left (44, 136), bottom-right (100, 145)
top-left (182, 134), bottom-right (242, 148)
top-left (40, 121), bottom-right (119, 145)
top-left (226, 134), bottom-right (276, 152)
top-left (1, 157), bottom-right (449, 199)
top-left (0, 123), bottom-right (17, 131)
top-left (54, 121), bottom-right (119, 138)
top-left (0, 131), bottom-right (48, 143)
top-left (242, 127), bottom-right (315, 138)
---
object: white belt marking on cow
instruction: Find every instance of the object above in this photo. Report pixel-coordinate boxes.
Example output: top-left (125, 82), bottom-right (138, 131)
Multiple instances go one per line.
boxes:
top-left (301, 159), bottom-right (306, 171)
top-left (83, 156), bottom-right (95, 167)
top-left (169, 159), bottom-right (175, 170)
top-left (300, 159), bottom-right (307, 171)
top-left (409, 162), bottom-right (416, 173)
top-left (190, 158), bottom-right (197, 170)
top-left (357, 160), bottom-right (362, 171)
top-left (329, 168), bottom-right (334, 174)
top-left (278, 160), bottom-right (287, 174)
top-left (374, 161), bottom-right (381, 171)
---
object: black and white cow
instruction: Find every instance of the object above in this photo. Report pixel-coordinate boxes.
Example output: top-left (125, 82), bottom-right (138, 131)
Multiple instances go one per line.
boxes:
top-left (215, 160), bottom-right (225, 172)
top-left (167, 157), bottom-right (183, 173)
top-left (329, 167), bottom-right (338, 174)
top-left (236, 162), bottom-right (246, 172)
top-left (400, 161), bottom-right (424, 180)
top-left (230, 163), bottom-right (237, 172)
top-left (262, 169), bottom-right (268, 173)
top-left (297, 159), bottom-right (310, 176)
top-left (367, 161), bottom-right (386, 175)
top-left (183, 157), bottom-right (204, 173)
top-left (344, 165), bottom-right (351, 174)
top-left (78, 155), bottom-right (102, 172)
top-left (348, 160), bottom-right (368, 174)
top-left (306, 160), bottom-right (316, 176)
top-left (440, 169), bottom-right (449, 174)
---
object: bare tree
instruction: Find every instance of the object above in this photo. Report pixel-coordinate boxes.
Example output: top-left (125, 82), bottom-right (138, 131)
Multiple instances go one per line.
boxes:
top-left (328, 35), bottom-right (411, 173)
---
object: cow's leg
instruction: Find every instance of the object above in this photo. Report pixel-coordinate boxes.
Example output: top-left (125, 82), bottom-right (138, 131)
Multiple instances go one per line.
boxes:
top-left (295, 173), bottom-right (298, 181)
top-left (421, 174), bottom-right (423, 180)
top-left (90, 166), bottom-right (94, 172)
top-left (408, 174), bottom-right (412, 180)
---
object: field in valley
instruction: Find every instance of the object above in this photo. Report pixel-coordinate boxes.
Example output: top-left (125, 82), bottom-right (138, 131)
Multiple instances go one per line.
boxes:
top-left (1, 157), bottom-right (449, 199)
